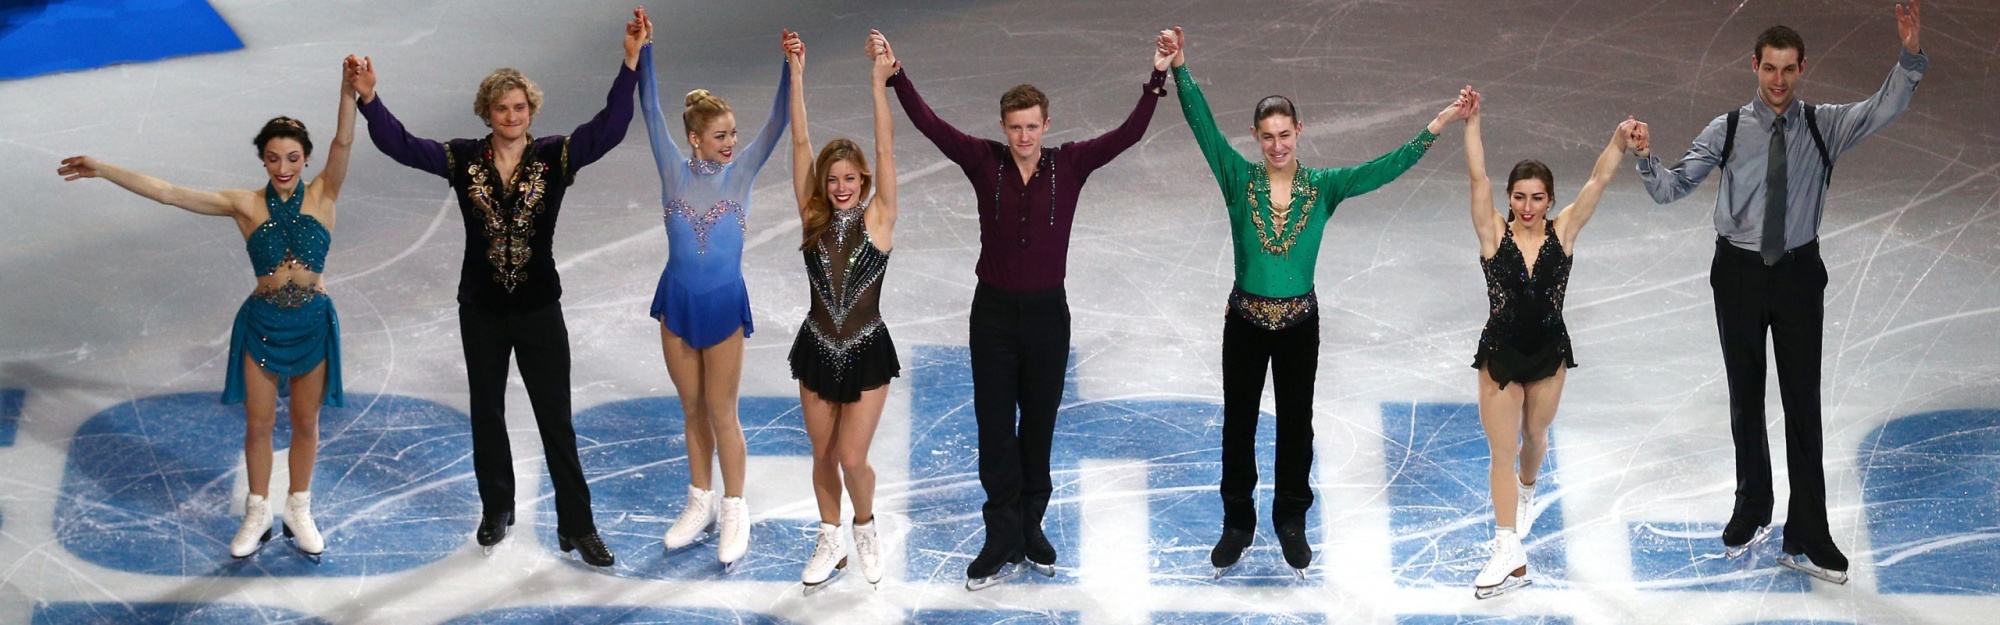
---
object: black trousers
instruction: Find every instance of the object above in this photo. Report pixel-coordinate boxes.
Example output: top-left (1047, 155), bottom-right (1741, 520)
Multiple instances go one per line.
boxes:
top-left (968, 282), bottom-right (1069, 555)
top-left (460, 300), bottom-right (595, 536)
top-left (1219, 313), bottom-right (1319, 531)
top-left (1710, 238), bottom-right (1831, 549)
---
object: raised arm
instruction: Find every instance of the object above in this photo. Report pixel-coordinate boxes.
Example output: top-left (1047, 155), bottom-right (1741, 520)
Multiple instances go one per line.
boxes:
top-left (1317, 93), bottom-right (1459, 203)
top-left (1554, 118), bottom-right (1635, 245)
top-left (1633, 114), bottom-right (1725, 204)
top-left (562, 9), bottom-right (649, 178)
top-left (1815, 3), bottom-right (1926, 156)
top-left (639, 42), bottom-right (685, 192)
top-left (786, 30), bottom-right (813, 216)
top-left (1169, 29), bottom-right (1250, 196)
top-left (867, 33), bottom-right (900, 246)
top-left (57, 156), bottom-right (243, 217)
top-left (1463, 89), bottom-right (1501, 255)
top-left (877, 31), bottom-right (990, 167)
top-left (314, 58), bottom-right (361, 203)
top-left (350, 57), bottom-right (450, 179)
top-left (732, 53), bottom-right (793, 178)
top-left (1065, 33), bottom-right (1171, 174)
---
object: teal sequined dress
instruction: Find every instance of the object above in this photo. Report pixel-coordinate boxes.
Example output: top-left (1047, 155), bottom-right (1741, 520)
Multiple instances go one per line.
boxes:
top-left (222, 182), bottom-right (344, 407)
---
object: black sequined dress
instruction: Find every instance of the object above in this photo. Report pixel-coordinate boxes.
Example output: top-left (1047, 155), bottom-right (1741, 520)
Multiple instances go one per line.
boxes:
top-left (1472, 220), bottom-right (1577, 388)
top-left (790, 204), bottom-right (900, 402)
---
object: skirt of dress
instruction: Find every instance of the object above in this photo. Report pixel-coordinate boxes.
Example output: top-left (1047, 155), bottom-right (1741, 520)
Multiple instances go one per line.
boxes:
top-left (788, 323), bottom-right (900, 404)
top-left (650, 270), bottom-right (754, 349)
top-left (223, 292), bottom-right (344, 407)
top-left (1471, 335), bottom-right (1576, 390)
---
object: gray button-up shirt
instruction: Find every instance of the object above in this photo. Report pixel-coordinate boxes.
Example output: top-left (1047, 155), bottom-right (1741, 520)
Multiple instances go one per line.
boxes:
top-left (1637, 49), bottom-right (1927, 251)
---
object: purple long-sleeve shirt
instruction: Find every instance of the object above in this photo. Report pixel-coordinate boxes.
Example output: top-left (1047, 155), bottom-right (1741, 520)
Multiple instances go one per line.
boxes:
top-left (358, 60), bottom-right (639, 310)
top-left (888, 68), bottom-right (1167, 293)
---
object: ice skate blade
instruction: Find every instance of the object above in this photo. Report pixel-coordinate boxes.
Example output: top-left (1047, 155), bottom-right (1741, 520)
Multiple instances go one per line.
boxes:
top-left (562, 551), bottom-right (616, 574)
top-left (1027, 561), bottom-right (1056, 578)
top-left (662, 524), bottom-right (714, 553)
top-left (281, 526), bottom-right (322, 564)
top-left (1722, 526), bottom-right (1772, 558)
top-left (1473, 575), bottom-right (1532, 600)
top-left (231, 529), bottom-right (273, 560)
top-left (481, 544), bottom-right (496, 556)
top-left (964, 562), bottom-right (1023, 591)
top-left (1290, 566), bottom-right (1307, 581)
top-left (796, 560), bottom-right (844, 596)
top-left (1777, 554), bottom-right (1850, 585)
top-left (1212, 564), bottom-right (1233, 580)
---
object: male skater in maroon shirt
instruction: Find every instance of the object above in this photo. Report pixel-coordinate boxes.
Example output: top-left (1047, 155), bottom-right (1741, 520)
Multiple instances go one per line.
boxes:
top-left (869, 30), bottom-right (1177, 590)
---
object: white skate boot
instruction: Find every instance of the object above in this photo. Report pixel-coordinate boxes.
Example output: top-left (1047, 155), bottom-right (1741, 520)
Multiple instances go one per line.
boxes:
top-left (852, 517), bottom-right (883, 587)
top-left (663, 485), bottom-right (715, 551)
top-left (718, 496), bottom-right (750, 567)
top-left (800, 522), bottom-right (847, 594)
top-left (1473, 527), bottom-right (1531, 599)
top-left (229, 494), bottom-right (273, 559)
top-left (1517, 480), bottom-right (1538, 537)
top-left (281, 491), bottom-right (323, 563)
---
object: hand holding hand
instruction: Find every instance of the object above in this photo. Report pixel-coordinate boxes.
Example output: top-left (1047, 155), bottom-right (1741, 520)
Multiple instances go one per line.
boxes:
top-left (1431, 89), bottom-right (1473, 133)
top-left (340, 56), bottom-right (357, 96)
top-left (57, 156), bottom-right (102, 181)
top-left (1153, 28), bottom-right (1179, 71)
top-left (1167, 27), bottom-right (1186, 68)
top-left (782, 29), bottom-right (804, 68)
top-left (868, 32), bottom-right (897, 83)
top-left (1628, 119), bottom-right (1651, 158)
top-left (346, 55), bottom-right (376, 103)
top-left (1896, 0), bottom-right (1921, 54)
top-left (866, 29), bottom-right (897, 80)
top-left (624, 7), bottom-right (651, 66)
top-left (1614, 116), bottom-right (1639, 151)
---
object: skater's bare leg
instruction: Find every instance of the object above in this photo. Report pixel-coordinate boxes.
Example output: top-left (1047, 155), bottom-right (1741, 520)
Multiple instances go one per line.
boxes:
top-left (1477, 366), bottom-right (1526, 529)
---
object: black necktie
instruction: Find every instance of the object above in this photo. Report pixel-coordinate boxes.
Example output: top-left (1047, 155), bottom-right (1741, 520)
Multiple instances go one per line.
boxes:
top-left (1762, 116), bottom-right (1789, 265)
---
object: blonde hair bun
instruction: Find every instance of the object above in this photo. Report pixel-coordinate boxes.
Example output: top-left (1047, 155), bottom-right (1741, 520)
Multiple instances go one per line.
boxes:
top-left (682, 89), bottom-right (733, 136)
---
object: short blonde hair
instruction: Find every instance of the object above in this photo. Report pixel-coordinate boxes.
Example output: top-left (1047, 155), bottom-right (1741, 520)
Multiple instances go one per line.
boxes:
top-left (683, 89), bottom-right (732, 137)
top-left (474, 68), bottom-right (544, 124)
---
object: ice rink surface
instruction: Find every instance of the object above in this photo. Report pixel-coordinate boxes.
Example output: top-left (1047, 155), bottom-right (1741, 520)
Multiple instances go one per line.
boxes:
top-left (3, 0), bottom-right (1998, 623)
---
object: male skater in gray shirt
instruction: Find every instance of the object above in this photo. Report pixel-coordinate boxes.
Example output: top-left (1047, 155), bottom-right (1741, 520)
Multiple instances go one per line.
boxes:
top-left (1629, 0), bottom-right (1926, 585)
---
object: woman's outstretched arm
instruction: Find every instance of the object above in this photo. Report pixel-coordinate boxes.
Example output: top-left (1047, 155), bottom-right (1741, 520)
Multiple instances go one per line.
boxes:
top-left (1464, 89), bottom-right (1501, 256)
top-left (1554, 118), bottom-right (1635, 246)
top-left (316, 57), bottom-right (362, 204)
top-left (867, 32), bottom-right (900, 247)
top-left (786, 30), bottom-right (813, 218)
top-left (57, 156), bottom-right (243, 218)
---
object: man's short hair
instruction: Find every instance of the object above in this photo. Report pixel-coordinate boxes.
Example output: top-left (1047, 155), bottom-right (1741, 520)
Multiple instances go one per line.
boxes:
top-left (1000, 84), bottom-right (1049, 119)
top-left (1755, 25), bottom-right (1806, 62)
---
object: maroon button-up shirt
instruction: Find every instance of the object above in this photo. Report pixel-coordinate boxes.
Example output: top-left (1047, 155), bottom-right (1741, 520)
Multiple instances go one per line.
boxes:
top-left (888, 68), bottom-right (1167, 293)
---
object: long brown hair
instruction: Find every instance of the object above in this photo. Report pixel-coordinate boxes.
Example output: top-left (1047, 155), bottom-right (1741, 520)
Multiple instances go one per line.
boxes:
top-left (800, 138), bottom-right (873, 250)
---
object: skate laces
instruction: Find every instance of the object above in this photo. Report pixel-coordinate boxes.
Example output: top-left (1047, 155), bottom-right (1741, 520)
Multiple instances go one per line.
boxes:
top-left (854, 523), bottom-right (876, 554)
top-left (812, 526), bottom-right (841, 562)
top-left (671, 493), bottom-right (712, 532)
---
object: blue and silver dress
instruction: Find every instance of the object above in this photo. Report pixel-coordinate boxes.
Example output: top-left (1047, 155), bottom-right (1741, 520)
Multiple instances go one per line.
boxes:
top-left (638, 46), bottom-right (790, 349)
top-left (222, 181), bottom-right (344, 407)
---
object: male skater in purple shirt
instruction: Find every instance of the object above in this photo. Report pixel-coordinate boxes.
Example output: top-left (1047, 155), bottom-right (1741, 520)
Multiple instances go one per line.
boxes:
top-left (869, 29), bottom-right (1178, 590)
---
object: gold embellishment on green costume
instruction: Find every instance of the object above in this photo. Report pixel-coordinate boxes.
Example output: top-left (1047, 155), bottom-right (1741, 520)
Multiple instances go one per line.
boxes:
top-left (1245, 163), bottom-right (1319, 259)
top-left (1412, 129), bottom-right (1437, 151)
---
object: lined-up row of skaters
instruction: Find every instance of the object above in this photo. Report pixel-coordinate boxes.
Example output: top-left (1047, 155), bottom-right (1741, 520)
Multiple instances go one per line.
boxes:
top-left (53, 1), bottom-right (1928, 598)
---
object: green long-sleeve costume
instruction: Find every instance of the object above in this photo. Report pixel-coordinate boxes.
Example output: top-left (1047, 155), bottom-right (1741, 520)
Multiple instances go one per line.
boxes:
top-left (1174, 64), bottom-right (1436, 301)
